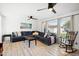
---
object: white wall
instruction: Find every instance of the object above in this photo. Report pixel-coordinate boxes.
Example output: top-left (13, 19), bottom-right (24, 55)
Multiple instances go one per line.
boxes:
top-left (0, 16), bottom-right (2, 43)
top-left (1, 3), bottom-right (79, 34)
top-left (2, 15), bottom-right (41, 34)
top-left (73, 15), bottom-right (79, 31)
top-left (73, 14), bottom-right (79, 49)
top-left (0, 4), bottom-right (41, 34)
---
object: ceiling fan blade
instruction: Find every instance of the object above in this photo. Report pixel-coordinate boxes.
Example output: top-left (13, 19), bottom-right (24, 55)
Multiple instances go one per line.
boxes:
top-left (28, 16), bottom-right (30, 18)
top-left (37, 8), bottom-right (48, 11)
top-left (52, 3), bottom-right (56, 7)
top-left (27, 18), bottom-right (30, 20)
top-left (32, 18), bottom-right (38, 20)
top-left (52, 8), bottom-right (56, 13)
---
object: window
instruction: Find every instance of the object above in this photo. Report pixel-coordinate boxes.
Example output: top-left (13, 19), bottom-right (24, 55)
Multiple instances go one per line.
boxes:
top-left (59, 17), bottom-right (71, 37)
top-left (47, 19), bottom-right (57, 34)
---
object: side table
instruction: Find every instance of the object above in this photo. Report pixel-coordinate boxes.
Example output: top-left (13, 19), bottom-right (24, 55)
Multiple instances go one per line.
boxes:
top-left (2, 34), bottom-right (11, 42)
top-left (0, 43), bottom-right (3, 56)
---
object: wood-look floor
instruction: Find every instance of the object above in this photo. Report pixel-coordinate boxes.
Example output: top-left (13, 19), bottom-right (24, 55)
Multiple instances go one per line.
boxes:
top-left (3, 40), bottom-right (79, 56)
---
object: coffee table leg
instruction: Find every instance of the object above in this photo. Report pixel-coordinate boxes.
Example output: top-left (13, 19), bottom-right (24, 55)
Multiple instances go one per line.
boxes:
top-left (29, 40), bottom-right (30, 48)
top-left (35, 39), bottom-right (37, 45)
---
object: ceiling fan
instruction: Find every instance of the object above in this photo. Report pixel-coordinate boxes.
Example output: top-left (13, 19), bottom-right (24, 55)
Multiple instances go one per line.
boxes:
top-left (27, 16), bottom-right (38, 20)
top-left (37, 3), bottom-right (57, 13)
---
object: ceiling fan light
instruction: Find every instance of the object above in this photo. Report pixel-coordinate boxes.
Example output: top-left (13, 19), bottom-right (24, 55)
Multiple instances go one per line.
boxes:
top-left (48, 8), bottom-right (52, 11)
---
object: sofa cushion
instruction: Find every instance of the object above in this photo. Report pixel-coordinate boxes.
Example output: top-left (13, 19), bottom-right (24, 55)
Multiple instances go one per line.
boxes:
top-left (21, 31), bottom-right (32, 36)
top-left (39, 32), bottom-right (44, 37)
top-left (12, 32), bottom-right (18, 37)
top-left (11, 36), bottom-right (25, 42)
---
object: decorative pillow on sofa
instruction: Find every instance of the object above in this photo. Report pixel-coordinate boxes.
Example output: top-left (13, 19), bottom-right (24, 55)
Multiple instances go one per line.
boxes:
top-left (14, 32), bottom-right (18, 37)
top-left (44, 33), bottom-right (48, 38)
top-left (17, 32), bottom-right (21, 36)
top-left (12, 32), bottom-right (18, 37)
top-left (12, 32), bottom-right (16, 37)
top-left (49, 36), bottom-right (55, 44)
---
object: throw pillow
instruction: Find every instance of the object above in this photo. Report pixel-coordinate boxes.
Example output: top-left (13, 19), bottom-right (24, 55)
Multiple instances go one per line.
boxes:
top-left (44, 33), bottom-right (48, 38)
top-left (12, 32), bottom-right (16, 37)
top-left (18, 32), bottom-right (21, 36)
top-left (49, 36), bottom-right (55, 44)
top-left (14, 32), bottom-right (18, 37)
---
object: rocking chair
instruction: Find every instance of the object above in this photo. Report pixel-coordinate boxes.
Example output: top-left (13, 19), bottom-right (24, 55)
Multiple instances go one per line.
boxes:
top-left (59, 31), bottom-right (78, 53)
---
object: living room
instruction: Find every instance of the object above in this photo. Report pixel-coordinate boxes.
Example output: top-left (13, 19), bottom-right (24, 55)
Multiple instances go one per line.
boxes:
top-left (0, 3), bottom-right (79, 56)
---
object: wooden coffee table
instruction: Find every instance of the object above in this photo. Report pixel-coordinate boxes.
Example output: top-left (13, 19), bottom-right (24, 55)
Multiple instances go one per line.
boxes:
top-left (24, 36), bottom-right (37, 47)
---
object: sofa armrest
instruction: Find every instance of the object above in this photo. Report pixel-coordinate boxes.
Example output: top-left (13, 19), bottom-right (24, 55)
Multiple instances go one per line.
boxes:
top-left (41, 37), bottom-right (51, 45)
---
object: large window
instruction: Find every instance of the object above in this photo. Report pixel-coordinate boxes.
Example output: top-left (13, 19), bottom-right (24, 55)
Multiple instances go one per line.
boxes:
top-left (47, 17), bottom-right (72, 36)
top-left (59, 17), bottom-right (71, 37)
top-left (47, 19), bottom-right (57, 34)
top-left (45, 16), bottom-right (73, 43)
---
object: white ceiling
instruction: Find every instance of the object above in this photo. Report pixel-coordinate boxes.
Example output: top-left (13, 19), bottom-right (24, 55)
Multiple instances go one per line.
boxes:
top-left (0, 3), bottom-right (79, 20)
